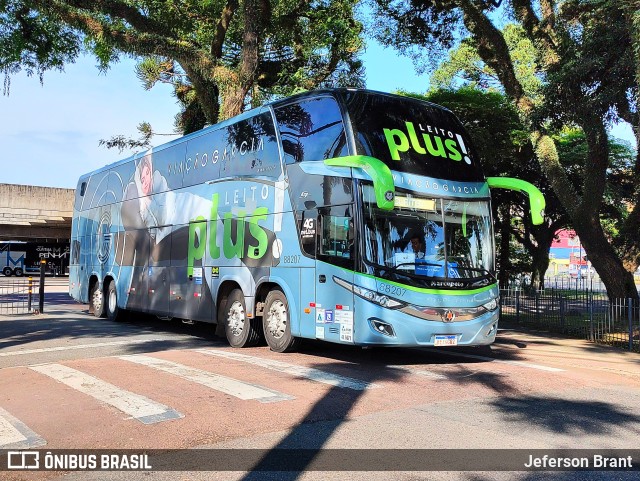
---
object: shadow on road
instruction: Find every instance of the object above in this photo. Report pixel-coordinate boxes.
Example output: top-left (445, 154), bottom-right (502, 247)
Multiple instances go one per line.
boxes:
top-left (238, 361), bottom-right (406, 481)
top-left (446, 365), bottom-right (520, 395)
top-left (490, 395), bottom-right (640, 436)
top-left (0, 307), bottom-right (223, 352)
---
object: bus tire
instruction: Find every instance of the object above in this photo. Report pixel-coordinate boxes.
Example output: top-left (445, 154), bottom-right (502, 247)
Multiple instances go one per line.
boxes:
top-left (106, 280), bottom-right (124, 322)
top-left (220, 289), bottom-right (261, 348)
top-left (2, 267), bottom-right (12, 276)
top-left (90, 281), bottom-right (106, 318)
top-left (263, 289), bottom-right (299, 353)
top-left (14, 268), bottom-right (23, 277)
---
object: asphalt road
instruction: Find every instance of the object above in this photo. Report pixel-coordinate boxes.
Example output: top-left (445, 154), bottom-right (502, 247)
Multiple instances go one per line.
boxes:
top-left (0, 283), bottom-right (638, 481)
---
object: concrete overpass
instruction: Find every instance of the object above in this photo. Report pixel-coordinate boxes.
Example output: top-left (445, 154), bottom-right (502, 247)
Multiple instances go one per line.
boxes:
top-left (0, 184), bottom-right (74, 241)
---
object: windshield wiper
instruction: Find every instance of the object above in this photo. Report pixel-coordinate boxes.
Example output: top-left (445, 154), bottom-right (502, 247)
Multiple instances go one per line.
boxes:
top-left (363, 259), bottom-right (495, 284)
top-left (449, 263), bottom-right (495, 280)
top-left (363, 259), bottom-right (443, 282)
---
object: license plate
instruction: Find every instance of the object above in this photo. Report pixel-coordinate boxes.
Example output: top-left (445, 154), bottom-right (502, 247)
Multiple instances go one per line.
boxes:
top-left (434, 335), bottom-right (458, 346)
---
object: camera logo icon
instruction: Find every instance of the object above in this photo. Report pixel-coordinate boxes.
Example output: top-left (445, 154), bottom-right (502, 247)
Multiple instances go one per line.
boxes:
top-left (7, 451), bottom-right (39, 470)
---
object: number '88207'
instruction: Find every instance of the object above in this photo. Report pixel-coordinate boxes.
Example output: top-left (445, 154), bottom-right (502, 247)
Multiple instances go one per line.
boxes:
top-left (377, 283), bottom-right (406, 297)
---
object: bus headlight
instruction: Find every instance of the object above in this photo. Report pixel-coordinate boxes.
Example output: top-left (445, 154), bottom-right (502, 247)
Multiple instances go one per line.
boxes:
top-left (482, 299), bottom-right (498, 312)
top-left (335, 277), bottom-right (406, 309)
top-left (354, 285), bottom-right (404, 309)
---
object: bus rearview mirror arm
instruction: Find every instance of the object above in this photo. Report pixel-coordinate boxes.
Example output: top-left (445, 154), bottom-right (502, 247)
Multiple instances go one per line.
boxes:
top-left (486, 177), bottom-right (546, 225)
top-left (324, 155), bottom-right (395, 211)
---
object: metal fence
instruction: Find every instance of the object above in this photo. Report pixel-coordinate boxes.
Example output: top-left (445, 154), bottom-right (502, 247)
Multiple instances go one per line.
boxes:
top-left (540, 276), bottom-right (611, 294)
top-left (0, 277), bottom-right (40, 314)
top-left (500, 289), bottom-right (640, 352)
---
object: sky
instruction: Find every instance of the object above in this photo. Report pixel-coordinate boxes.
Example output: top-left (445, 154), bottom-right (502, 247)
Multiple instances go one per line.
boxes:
top-left (0, 40), bottom-right (635, 189)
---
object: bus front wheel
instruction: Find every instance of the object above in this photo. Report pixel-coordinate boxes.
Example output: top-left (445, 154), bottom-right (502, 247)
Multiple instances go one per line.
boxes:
top-left (263, 289), bottom-right (299, 353)
top-left (90, 281), bottom-right (106, 318)
top-left (220, 289), bottom-right (261, 348)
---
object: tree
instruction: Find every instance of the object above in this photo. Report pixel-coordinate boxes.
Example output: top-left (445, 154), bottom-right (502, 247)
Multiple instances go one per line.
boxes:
top-left (1, 0), bottom-right (364, 135)
top-left (403, 87), bottom-right (569, 289)
top-left (373, 0), bottom-right (639, 300)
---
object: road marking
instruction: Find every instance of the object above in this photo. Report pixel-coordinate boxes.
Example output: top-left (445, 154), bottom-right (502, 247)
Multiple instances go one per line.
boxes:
top-left (426, 350), bottom-right (565, 372)
top-left (195, 349), bottom-right (379, 390)
top-left (398, 367), bottom-right (448, 380)
top-left (29, 364), bottom-right (183, 424)
top-left (0, 406), bottom-right (46, 448)
top-left (119, 355), bottom-right (294, 403)
top-left (0, 338), bottom-right (170, 357)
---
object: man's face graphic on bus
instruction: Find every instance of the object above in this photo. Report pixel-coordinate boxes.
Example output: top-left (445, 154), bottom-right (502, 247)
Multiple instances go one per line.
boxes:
top-left (140, 159), bottom-right (152, 196)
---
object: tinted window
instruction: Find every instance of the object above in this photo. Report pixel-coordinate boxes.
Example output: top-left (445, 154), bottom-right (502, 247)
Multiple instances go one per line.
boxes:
top-left (82, 171), bottom-right (110, 209)
top-left (220, 112), bottom-right (281, 178)
top-left (74, 177), bottom-right (89, 211)
top-left (298, 210), bottom-right (318, 258)
top-left (286, 164), bottom-right (353, 210)
top-left (146, 145), bottom-right (186, 192)
top-left (345, 92), bottom-right (485, 182)
top-left (317, 205), bottom-right (354, 270)
top-left (106, 161), bottom-right (135, 205)
top-left (183, 131), bottom-right (223, 187)
top-left (275, 97), bottom-right (348, 163)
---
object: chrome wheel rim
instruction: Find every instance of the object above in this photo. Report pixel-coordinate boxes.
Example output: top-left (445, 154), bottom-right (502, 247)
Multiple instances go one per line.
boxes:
top-left (92, 287), bottom-right (103, 310)
top-left (227, 300), bottom-right (245, 337)
top-left (266, 300), bottom-right (287, 339)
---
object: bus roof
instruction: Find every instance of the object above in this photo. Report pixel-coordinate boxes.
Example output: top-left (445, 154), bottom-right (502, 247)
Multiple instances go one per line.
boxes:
top-left (79, 88), bottom-right (455, 180)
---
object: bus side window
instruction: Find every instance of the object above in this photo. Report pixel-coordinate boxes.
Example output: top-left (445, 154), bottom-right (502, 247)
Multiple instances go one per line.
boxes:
top-left (298, 211), bottom-right (317, 258)
top-left (274, 97), bottom-right (348, 164)
top-left (317, 207), bottom-right (354, 269)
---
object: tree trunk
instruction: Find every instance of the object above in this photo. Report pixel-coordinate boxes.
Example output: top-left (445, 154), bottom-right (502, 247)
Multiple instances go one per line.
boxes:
top-left (457, 1), bottom-right (639, 301)
top-left (519, 219), bottom-right (559, 291)
top-left (497, 204), bottom-right (512, 289)
top-left (220, 0), bottom-right (264, 119)
top-left (572, 216), bottom-right (638, 299)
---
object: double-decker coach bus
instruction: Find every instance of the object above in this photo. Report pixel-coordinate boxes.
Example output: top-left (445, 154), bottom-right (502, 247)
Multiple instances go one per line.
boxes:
top-left (70, 89), bottom-right (544, 352)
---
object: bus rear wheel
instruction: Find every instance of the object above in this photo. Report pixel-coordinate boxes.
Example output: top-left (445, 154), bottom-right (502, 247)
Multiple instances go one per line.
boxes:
top-left (106, 280), bottom-right (124, 322)
top-left (263, 289), bottom-right (299, 353)
top-left (2, 267), bottom-right (12, 276)
top-left (90, 281), bottom-right (106, 318)
top-left (220, 289), bottom-right (261, 348)
top-left (14, 268), bottom-right (23, 277)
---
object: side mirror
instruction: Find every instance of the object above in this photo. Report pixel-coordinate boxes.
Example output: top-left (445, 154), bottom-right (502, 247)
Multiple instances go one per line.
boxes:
top-left (486, 177), bottom-right (546, 225)
top-left (324, 155), bottom-right (395, 211)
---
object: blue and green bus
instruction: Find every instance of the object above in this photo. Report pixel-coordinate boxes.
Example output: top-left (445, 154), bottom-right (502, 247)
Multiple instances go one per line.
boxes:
top-left (69, 89), bottom-right (544, 352)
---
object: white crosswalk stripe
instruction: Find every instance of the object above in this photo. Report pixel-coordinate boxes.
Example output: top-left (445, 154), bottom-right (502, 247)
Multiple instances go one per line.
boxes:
top-left (398, 367), bottom-right (448, 380)
top-left (29, 364), bottom-right (183, 424)
top-left (0, 406), bottom-right (46, 448)
top-left (119, 355), bottom-right (294, 403)
top-left (195, 349), bottom-right (380, 390)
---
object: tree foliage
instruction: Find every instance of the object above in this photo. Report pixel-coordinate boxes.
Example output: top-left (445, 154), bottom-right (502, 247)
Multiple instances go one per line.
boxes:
top-left (0, 0), bottom-right (80, 93)
top-left (402, 87), bottom-right (569, 288)
top-left (373, 0), bottom-right (640, 300)
top-left (1, 0), bottom-right (365, 135)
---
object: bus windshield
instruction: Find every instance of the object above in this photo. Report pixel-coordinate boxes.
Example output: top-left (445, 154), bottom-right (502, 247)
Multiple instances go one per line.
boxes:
top-left (361, 184), bottom-right (494, 288)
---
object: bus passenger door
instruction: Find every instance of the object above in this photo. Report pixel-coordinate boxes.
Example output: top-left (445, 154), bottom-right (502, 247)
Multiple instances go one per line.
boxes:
top-left (314, 207), bottom-right (355, 345)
